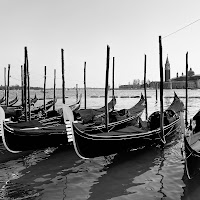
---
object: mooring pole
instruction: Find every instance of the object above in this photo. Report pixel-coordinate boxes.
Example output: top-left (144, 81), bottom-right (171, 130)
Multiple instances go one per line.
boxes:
top-left (6, 64), bottom-right (10, 107)
top-left (24, 47), bottom-right (27, 121)
top-left (105, 45), bottom-right (110, 131)
top-left (44, 66), bottom-right (46, 112)
top-left (144, 54), bottom-right (148, 120)
top-left (159, 36), bottom-right (165, 144)
top-left (21, 65), bottom-right (24, 106)
top-left (61, 49), bottom-right (65, 104)
top-left (112, 57), bottom-right (115, 110)
top-left (156, 83), bottom-right (158, 101)
top-left (53, 69), bottom-right (56, 111)
top-left (84, 61), bottom-right (86, 109)
top-left (76, 84), bottom-right (78, 102)
top-left (4, 67), bottom-right (6, 105)
top-left (185, 52), bottom-right (188, 126)
top-left (26, 47), bottom-right (31, 121)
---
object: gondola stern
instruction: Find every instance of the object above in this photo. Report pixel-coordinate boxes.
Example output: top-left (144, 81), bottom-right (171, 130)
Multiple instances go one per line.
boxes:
top-left (0, 106), bottom-right (5, 137)
top-left (0, 107), bottom-right (21, 153)
top-left (62, 104), bottom-right (89, 159)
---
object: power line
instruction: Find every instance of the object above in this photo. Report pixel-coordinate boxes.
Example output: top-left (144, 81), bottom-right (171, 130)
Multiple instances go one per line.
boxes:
top-left (163, 18), bottom-right (200, 39)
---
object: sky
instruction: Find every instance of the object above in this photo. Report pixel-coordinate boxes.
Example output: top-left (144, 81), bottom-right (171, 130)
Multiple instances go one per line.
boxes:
top-left (1, 0), bottom-right (200, 88)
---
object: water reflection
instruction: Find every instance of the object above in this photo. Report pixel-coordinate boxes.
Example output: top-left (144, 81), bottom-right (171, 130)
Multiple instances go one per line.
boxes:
top-left (0, 146), bottom-right (62, 199)
top-left (0, 89), bottom-right (199, 199)
top-left (86, 147), bottom-right (160, 200)
top-left (182, 173), bottom-right (200, 200)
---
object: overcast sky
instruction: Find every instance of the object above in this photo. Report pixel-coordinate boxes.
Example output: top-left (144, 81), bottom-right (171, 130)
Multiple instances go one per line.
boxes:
top-left (1, 0), bottom-right (200, 88)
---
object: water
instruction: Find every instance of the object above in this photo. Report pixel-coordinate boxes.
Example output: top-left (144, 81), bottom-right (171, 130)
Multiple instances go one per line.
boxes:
top-left (0, 88), bottom-right (200, 200)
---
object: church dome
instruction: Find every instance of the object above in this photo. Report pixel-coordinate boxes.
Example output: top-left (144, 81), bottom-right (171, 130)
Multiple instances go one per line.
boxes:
top-left (188, 68), bottom-right (195, 77)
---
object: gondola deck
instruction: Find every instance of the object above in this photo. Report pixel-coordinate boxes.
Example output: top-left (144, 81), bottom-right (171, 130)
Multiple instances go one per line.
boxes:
top-left (63, 93), bottom-right (184, 159)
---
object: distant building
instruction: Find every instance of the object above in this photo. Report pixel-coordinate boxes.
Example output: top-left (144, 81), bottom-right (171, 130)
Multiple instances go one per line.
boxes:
top-left (119, 84), bottom-right (140, 89)
top-left (165, 55), bottom-right (170, 82)
top-left (119, 56), bottom-right (200, 89)
top-left (149, 56), bottom-right (200, 89)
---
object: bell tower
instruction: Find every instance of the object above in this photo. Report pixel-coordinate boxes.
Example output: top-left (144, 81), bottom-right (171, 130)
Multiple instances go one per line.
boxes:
top-left (165, 55), bottom-right (170, 82)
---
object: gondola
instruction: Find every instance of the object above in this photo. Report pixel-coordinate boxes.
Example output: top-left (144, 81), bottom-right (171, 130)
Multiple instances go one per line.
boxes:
top-left (17, 93), bottom-right (38, 107)
top-left (0, 108), bottom-right (67, 153)
top-left (0, 94), bottom-right (83, 152)
top-left (72, 93), bottom-right (145, 135)
top-left (30, 93), bottom-right (38, 106)
top-left (6, 94), bottom-right (18, 106)
top-left (0, 94), bottom-right (20, 120)
top-left (0, 96), bottom-right (18, 106)
top-left (16, 97), bottom-right (58, 121)
top-left (0, 96), bottom-right (5, 104)
top-left (182, 133), bottom-right (200, 179)
top-left (73, 95), bottom-right (116, 124)
top-left (68, 93), bottom-right (82, 112)
top-left (63, 92), bottom-right (184, 159)
top-left (1, 94), bottom-right (38, 122)
top-left (30, 98), bottom-right (57, 115)
top-left (0, 93), bottom-right (144, 153)
top-left (42, 94), bottom-right (82, 119)
top-left (182, 108), bottom-right (200, 179)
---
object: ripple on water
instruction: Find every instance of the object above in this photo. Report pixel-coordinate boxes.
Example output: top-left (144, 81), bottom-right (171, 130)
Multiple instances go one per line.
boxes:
top-left (0, 89), bottom-right (199, 199)
top-left (0, 146), bottom-right (58, 200)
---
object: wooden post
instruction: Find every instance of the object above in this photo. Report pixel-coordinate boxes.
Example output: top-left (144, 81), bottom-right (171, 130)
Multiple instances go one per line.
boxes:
top-left (159, 36), bottom-right (165, 144)
top-left (24, 47), bottom-right (27, 121)
top-left (53, 69), bottom-right (56, 111)
top-left (112, 57), bottom-right (115, 110)
top-left (105, 45), bottom-right (110, 131)
top-left (84, 61), bottom-right (86, 109)
top-left (21, 65), bottom-right (24, 106)
top-left (76, 84), bottom-right (78, 101)
top-left (61, 49), bottom-right (65, 104)
top-left (156, 82), bottom-right (158, 101)
top-left (185, 52), bottom-right (188, 126)
top-left (144, 54), bottom-right (148, 120)
top-left (25, 47), bottom-right (31, 121)
top-left (44, 66), bottom-right (46, 112)
top-left (4, 67), bottom-right (6, 104)
top-left (6, 64), bottom-right (10, 106)
top-left (26, 47), bottom-right (31, 121)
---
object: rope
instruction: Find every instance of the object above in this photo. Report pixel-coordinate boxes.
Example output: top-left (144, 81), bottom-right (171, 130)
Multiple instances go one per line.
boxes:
top-left (163, 18), bottom-right (200, 39)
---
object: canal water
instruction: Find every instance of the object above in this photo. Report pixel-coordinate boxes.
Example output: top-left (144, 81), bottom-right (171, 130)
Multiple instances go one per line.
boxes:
top-left (0, 88), bottom-right (199, 200)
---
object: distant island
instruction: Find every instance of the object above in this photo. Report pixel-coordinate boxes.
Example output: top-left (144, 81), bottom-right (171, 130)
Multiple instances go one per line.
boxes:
top-left (0, 85), bottom-right (43, 90)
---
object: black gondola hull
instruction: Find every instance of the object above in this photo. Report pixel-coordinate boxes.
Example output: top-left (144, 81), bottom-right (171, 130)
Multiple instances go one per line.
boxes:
top-left (184, 133), bottom-right (200, 179)
top-left (72, 118), bottom-right (181, 159)
top-left (2, 122), bottom-right (70, 152)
